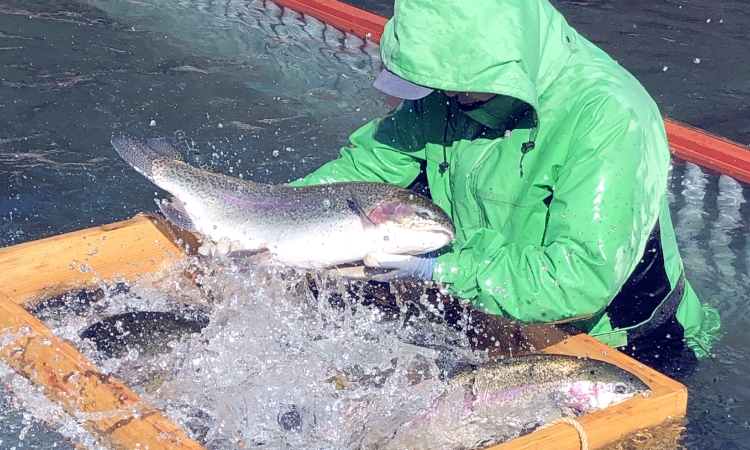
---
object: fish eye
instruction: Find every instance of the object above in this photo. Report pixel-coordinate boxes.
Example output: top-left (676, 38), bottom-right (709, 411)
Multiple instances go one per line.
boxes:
top-left (614, 382), bottom-right (628, 394)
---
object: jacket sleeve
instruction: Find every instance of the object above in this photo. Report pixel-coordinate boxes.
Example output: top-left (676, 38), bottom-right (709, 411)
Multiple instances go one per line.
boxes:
top-left (434, 99), bottom-right (670, 324)
top-left (289, 101), bottom-right (427, 187)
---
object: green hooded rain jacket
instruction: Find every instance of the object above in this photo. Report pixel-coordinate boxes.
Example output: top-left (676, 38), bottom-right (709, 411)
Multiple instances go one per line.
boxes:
top-left (290, 0), bottom-right (721, 357)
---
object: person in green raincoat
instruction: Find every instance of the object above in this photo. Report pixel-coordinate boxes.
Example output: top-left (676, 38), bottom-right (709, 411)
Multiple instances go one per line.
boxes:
top-left (286, 0), bottom-right (721, 364)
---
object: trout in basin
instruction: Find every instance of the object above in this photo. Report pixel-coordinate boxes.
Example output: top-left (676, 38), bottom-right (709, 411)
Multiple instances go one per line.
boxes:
top-left (381, 354), bottom-right (650, 449)
top-left (111, 136), bottom-right (455, 267)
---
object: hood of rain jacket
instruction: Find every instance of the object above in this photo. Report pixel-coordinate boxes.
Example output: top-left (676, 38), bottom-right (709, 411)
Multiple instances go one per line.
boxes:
top-left (290, 0), bottom-right (721, 357)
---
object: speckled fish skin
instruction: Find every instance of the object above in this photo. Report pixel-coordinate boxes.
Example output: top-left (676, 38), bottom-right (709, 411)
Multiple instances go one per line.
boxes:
top-left (414, 353), bottom-right (650, 430)
top-left (111, 136), bottom-right (455, 267)
top-left (389, 354), bottom-right (649, 449)
top-left (447, 354), bottom-right (649, 412)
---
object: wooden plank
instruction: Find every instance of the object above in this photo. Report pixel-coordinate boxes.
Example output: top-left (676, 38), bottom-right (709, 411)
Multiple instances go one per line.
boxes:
top-left (488, 333), bottom-right (688, 450)
top-left (0, 216), bottom-right (204, 449)
top-left (0, 292), bottom-right (205, 450)
top-left (0, 214), bottom-right (186, 305)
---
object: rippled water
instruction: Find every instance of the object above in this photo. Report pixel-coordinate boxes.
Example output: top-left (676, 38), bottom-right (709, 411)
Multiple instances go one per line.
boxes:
top-left (1, 0), bottom-right (749, 448)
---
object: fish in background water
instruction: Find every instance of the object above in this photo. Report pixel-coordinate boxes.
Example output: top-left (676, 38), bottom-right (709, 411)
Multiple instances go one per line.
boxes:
top-left (111, 136), bottom-right (455, 268)
top-left (376, 354), bottom-right (650, 449)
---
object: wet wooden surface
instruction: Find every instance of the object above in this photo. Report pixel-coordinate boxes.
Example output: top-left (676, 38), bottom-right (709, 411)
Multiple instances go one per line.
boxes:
top-left (0, 215), bottom-right (205, 450)
top-left (0, 214), bottom-right (189, 306)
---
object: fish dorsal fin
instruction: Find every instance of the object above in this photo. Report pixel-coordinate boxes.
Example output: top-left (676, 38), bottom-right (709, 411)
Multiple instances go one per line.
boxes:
top-left (346, 190), bottom-right (377, 231)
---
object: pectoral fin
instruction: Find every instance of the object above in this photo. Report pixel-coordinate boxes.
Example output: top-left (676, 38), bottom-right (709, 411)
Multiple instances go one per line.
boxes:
top-left (157, 197), bottom-right (198, 232)
top-left (227, 248), bottom-right (269, 259)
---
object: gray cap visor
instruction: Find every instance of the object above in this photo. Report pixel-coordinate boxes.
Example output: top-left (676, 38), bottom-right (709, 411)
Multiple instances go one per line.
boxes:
top-left (373, 69), bottom-right (434, 100)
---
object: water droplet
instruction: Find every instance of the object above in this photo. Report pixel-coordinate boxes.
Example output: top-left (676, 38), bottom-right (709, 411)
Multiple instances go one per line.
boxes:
top-left (611, 227), bottom-right (617, 232)
top-left (693, 57), bottom-right (701, 64)
top-left (322, 199), bottom-right (331, 208)
top-left (272, 150), bottom-right (280, 157)
top-left (149, 119), bottom-right (156, 127)
top-left (383, 235), bottom-right (389, 241)
top-left (79, 264), bottom-right (90, 273)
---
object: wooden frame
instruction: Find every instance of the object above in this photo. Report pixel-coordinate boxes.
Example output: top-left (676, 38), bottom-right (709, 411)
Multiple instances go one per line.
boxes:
top-left (0, 215), bottom-right (204, 450)
top-left (0, 215), bottom-right (686, 449)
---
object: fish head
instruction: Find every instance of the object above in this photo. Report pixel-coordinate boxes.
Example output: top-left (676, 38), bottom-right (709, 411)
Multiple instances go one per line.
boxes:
top-left (566, 379), bottom-right (647, 412)
top-left (366, 191), bottom-right (455, 255)
top-left (566, 362), bottom-right (650, 412)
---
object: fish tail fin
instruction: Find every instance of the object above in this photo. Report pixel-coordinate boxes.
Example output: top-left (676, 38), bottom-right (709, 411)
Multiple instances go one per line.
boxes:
top-left (111, 136), bottom-right (183, 181)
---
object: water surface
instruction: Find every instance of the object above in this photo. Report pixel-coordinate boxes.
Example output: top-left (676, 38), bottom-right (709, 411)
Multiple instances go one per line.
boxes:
top-left (1, 0), bottom-right (750, 448)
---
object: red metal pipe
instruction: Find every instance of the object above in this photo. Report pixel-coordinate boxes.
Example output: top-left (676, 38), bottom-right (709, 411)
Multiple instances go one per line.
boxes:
top-left (270, 0), bottom-right (750, 184)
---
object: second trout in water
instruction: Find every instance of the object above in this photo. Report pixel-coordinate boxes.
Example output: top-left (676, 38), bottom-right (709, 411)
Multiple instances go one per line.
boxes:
top-left (384, 354), bottom-right (649, 449)
top-left (111, 136), bottom-right (455, 268)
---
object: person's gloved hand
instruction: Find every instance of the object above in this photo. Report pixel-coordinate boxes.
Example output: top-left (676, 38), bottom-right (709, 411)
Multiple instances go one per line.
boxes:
top-left (334, 251), bottom-right (436, 282)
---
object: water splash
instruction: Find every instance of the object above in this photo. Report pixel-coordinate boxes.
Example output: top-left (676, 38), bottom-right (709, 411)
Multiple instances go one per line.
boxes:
top-left (34, 259), bottom-right (480, 449)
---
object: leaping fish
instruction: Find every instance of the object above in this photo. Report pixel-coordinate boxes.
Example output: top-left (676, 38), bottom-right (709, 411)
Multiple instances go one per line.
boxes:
top-left (111, 136), bottom-right (455, 268)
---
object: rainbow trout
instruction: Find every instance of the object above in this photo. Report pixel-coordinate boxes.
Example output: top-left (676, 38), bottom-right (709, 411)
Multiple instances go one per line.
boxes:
top-left (384, 354), bottom-right (649, 449)
top-left (111, 136), bottom-right (455, 267)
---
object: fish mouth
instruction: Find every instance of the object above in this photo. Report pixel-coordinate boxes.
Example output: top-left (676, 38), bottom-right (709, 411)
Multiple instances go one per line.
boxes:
top-left (441, 229), bottom-right (456, 240)
top-left (432, 228), bottom-right (456, 243)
